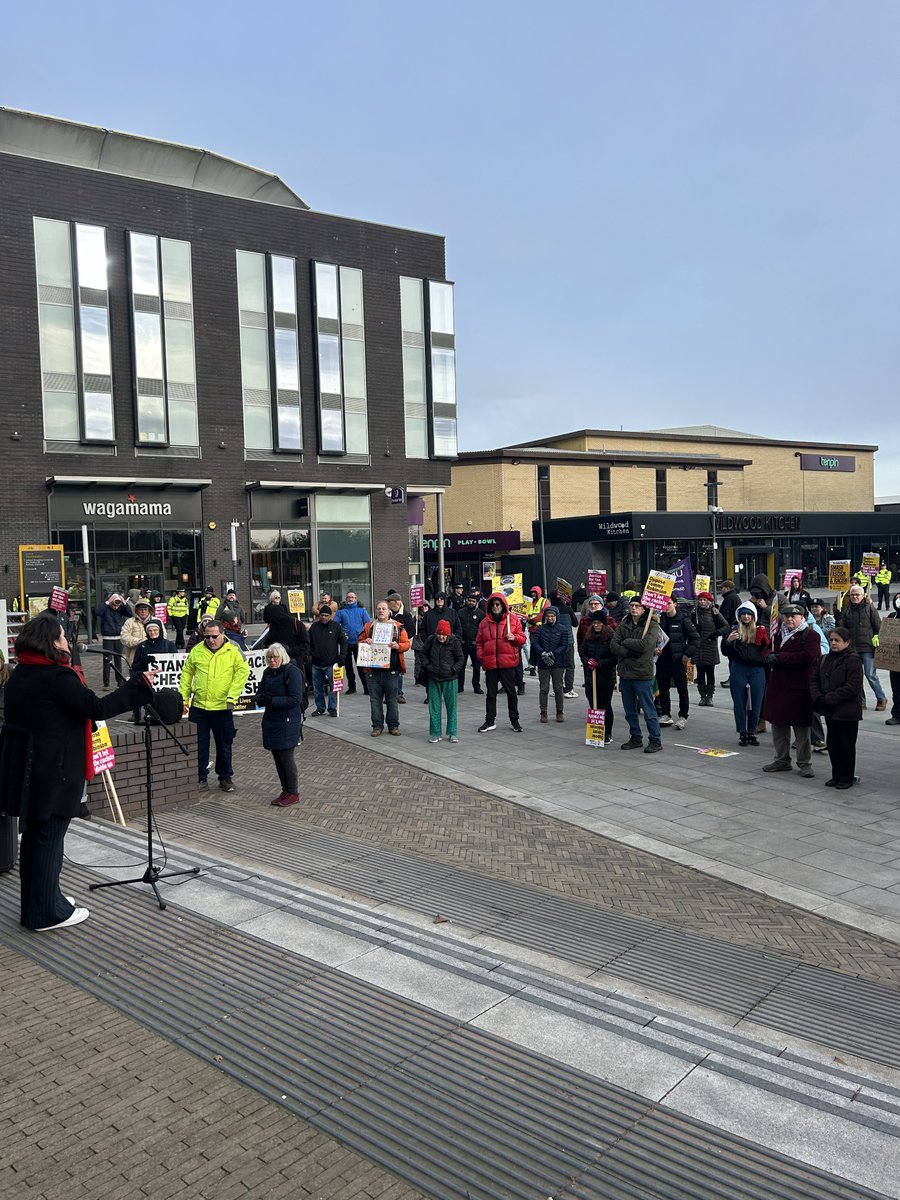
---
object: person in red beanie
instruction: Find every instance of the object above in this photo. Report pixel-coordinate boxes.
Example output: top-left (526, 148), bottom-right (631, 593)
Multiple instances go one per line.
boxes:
top-left (422, 619), bottom-right (464, 743)
top-left (691, 591), bottom-right (728, 705)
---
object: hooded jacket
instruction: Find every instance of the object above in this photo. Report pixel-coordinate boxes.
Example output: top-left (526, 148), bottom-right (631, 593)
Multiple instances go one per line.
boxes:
top-left (423, 595), bottom-right (462, 639)
top-left (475, 592), bottom-right (526, 670)
top-left (531, 607), bottom-right (569, 667)
top-left (834, 596), bottom-right (881, 653)
top-left (457, 602), bottom-right (485, 645)
top-left (421, 632), bottom-right (465, 682)
top-left (721, 602), bottom-right (770, 668)
top-left (610, 610), bottom-right (660, 680)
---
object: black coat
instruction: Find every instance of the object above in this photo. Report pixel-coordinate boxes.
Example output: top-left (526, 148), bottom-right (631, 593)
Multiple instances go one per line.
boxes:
top-left (658, 608), bottom-right (700, 662)
top-left (263, 602), bottom-right (297, 647)
top-left (308, 620), bottom-right (348, 669)
top-left (692, 606), bottom-right (729, 666)
top-left (717, 590), bottom-right (742, 625)
top-left (457, 604), bottom-right (485, 645)
top-left (810, 648), bottom-right (863, 723)
top-left (423, 605), bottom-right (462, 639)
top-left (256, 662), bottom-right (305, 750)
top-left (422, 634), bottom-right (465, 682)
top-left (0, 661), bottom-right (150, 821)
top-left (131, 635), bottom-right (177, 675)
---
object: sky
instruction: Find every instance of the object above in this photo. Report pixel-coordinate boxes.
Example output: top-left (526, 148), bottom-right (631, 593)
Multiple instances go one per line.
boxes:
top-left (4, 1), bottom-right (900, 493)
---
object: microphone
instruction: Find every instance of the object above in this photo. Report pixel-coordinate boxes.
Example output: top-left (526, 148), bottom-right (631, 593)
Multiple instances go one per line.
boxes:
top-left (79, 644), bottom-right (116, 656)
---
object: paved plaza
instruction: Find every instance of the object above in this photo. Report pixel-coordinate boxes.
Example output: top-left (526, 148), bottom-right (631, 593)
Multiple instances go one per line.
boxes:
top-left (2, 652), bottom-right (900, 1198)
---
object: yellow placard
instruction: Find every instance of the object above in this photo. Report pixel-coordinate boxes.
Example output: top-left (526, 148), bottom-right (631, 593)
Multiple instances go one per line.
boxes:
top-left (694, 574), bottom-right (711, 596)
top-left (287, 588), bottom-right (306, 614)
top-left (491, 574), bottom-right (523, 606)
top-left (862, 552), bottom-right (880, 577)
top-left (331, 665), bottom-right (345, 693)
top-left (585, 707), bottom-right (606, 747)
top-left (556, 577), bottom-right (573, 602)
top-left (91, 720), bottom-right (116, 773)
top-left (641, 570), bottom-right (676, 612)
top-left (828, 560), bottom-right (851, 590)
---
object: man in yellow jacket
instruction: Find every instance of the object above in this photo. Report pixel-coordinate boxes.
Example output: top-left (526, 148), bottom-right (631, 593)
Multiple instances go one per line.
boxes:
top-left (167, 585), bottom-right (190, 649)
top-left (179, 619), bottom-right (250, 792)
top-left (875, 564), bottom-right (893, 611)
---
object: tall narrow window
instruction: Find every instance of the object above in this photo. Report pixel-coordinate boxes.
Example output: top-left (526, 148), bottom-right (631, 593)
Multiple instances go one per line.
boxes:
top-left (400, 277), bottom-right (428, 458)
top-left (339, 267), bottom-right (369, 457)
top-left (34, 218), bottom-right (115, 444)
top-left (238, 251), bottom-right (302, 453)
top-left (426, 280), bottom-right (458, 458)
top-left (128, 232), bottom-right (198, 448)
top-left (706, 469), bottom-right (719, 508)
top-left (599, 466), bottom-right (611, 514)
top-left (538, 465), bottom-right (551, 521)
top-left (655, 468), bottom-right (667, 512)
top-left (311, 262), bottom-right (370, 457)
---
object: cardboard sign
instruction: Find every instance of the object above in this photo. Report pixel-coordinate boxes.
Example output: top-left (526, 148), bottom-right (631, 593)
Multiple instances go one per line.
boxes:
top-left (332, 665), bottom-right (345, 693)
top-left (556, 578), bottom-right (573, 603)
top-left (640, 570), bottom-right (676, 613)
top-left (151, 650), bottom-right (267, 714)
top-left (585, 708), bottom-right (606, 747)
top-left (287, 588), bottom-right (306, 615)
top-left (674, 743), bottom-right (740, 758)
top-left (49, 586), bottom-right (69, 613)
top-left (694, 574), bottom-right (711, 596)
top-left (154, 602), bottom-right (168, 624)
top-left (357, 642), bottom-right (391, 669)
top-left (482, 561), bottom-right (497, 579)
top-left (782, 569), bottom-right (802, 590)
top-left (828, 560), bottom-right (851, 590)
top-left (91, 721), bottom-right (116, 774)
top-left (491, 574), bottom-right (524, 606)
top-left (862, 553), bottom-right (880, 577)
top-left (409, 584), bottom-right (425, 608)
top-left (372, 622), bottom-right (394, 645)
top-left (875, 620), bottom-right (900, 673)
top-left (587, 569), bottom-right (607, 595)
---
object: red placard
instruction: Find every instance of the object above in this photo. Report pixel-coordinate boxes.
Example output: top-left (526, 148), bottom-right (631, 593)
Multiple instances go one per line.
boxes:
top-left (409, 585), bottom-right (425, 608)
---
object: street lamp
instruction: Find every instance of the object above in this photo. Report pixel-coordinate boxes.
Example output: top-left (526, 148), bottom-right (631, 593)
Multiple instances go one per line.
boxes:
top-left (708, 506), bottom-right (724, 594)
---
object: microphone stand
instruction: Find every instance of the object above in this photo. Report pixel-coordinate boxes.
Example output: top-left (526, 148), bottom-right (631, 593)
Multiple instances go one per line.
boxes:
top-left (83, 647), bottom-right (200, 910)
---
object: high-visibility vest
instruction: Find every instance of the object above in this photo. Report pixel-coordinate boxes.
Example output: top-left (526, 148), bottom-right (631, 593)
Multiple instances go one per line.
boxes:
top-left (875, 567), bottom-right (892, 585)
top-left (168, 593), bottom-right (189, 618)
top-left (525, 596), bottom-right (548, 626)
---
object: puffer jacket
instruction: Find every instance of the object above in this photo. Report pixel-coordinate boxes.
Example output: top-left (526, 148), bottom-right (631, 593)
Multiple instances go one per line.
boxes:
top-left (721, 603), bottom-right (770, 668)
top-left (421, 633), bottom-right (465, 682)
top-left (179, 640), bottom-right (251, 711)
top-left (423, 597), bottom-right (462, 639)
top-left (457, 603), bottom-right (485, 645)
top-left (334, 601), bottom-right (371, 646)
top-left (256, 661), bottom-right (305, 750)
top-left (531, 608), bottom-right (569, 668)
top-left (658, 606), bottom-right (700, 661)
top-left (835, 598), bottom-right (881, 654)
top-left (476, 593), bottom-right (526, 670)
top-left (692, 605), bottom-right (729, 666)
top-left (810, 647), bottom-right (863, 723)
top-left (610, 611), bottom-right (660, 680)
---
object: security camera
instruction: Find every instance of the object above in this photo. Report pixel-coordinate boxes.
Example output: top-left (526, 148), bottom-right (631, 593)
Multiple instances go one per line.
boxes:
top-left (385, 487), bottom-right (393, 497)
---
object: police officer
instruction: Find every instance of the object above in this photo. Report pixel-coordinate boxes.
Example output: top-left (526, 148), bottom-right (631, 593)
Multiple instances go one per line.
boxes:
top-left (167, 585), bottom-right (190, 649)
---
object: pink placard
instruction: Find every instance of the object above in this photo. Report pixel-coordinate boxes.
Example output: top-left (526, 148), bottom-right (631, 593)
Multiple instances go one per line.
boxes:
top-left (587, 570), bottom-right (607, 595)
top-left (154, 603), bottom-right (168, 623)
top-left (782, 569), bottom-right (802, 590)
top-left (409, 585), bottom-right (425, 608)
top-left (49, 586), bottom-right (69, 612)
top-left (639, 589), bottom-right (670, 612)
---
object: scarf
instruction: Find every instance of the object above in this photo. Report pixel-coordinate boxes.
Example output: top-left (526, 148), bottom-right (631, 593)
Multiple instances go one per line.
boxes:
top-left (17, 651), bottom-right (96, 780)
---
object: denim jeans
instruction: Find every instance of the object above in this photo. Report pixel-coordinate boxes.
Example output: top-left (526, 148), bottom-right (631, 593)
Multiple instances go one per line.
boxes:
top-left (312, 663), bottom-right (336, 714)
top-left (190, 707), bottom-right (236, 781)
top-left (619, 678), bottom-right (661, 742)
top-left (368, 670), bottom-right (400, 731)
top-left (859, 652), bottom-right (885, 703)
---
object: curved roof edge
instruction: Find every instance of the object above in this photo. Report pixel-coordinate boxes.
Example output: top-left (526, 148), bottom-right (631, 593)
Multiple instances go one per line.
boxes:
top-left (0, 107), bottom-right (309, 210)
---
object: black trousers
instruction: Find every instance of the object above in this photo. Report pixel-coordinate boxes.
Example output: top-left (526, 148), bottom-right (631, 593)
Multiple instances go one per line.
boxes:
top-left (19, 816), bottom-right (73, 929)
top-left (344, 644), bottom-right (369, 694)
top-left (696, 663), bottom-right (716, 691)
top-left (877, 584), bottom-right (891, 610)
top-left (171, 615), bottom-right (187, 649)
top-left (656, 654), bottom-right (689, 718)
top-left (825, 718), bottom-right (859, 784)
top-left (271, 747), bottom-right (298, 794)
top-left (890, 670), bottom-right (900, 719)
top-left (458, 643), bottom-right (481, 690)
top-left (485, 667), bottom-right (519, 724)
top-left (101, 637), bottom-right (123, 686)
top-left (585, 667), bottom-right (615, 738)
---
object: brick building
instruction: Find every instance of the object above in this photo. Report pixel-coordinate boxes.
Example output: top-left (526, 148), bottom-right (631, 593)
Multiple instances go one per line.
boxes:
top-left (424, 426), bottom-right (891, 593)
top-left (0, 108), bottom-right (455, 618)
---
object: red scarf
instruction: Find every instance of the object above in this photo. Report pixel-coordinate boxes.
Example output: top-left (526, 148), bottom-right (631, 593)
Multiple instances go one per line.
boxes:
top-left (17, 650), bottom-right (96, 780)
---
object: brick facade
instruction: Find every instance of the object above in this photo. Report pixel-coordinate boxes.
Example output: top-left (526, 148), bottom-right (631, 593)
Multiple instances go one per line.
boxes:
top-left (85, 720), bottom-right (199, 823)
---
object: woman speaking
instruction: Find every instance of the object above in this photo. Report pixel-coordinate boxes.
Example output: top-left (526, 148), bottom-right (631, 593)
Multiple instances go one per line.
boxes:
top-left (0, 611), bottom-right (157, 930)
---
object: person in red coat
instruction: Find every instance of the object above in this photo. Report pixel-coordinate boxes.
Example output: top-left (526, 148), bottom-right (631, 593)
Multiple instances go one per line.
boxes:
top-left (475, 592), bottom-right (526, 733)
top-left (761, 604), bottom-right (821, 778)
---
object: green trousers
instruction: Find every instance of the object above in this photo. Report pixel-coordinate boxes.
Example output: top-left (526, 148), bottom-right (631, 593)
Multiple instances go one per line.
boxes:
top-left (428, 678), bottom-right (458, 737)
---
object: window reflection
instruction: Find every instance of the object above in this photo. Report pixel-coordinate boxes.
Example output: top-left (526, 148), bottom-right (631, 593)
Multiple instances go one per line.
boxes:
top-left (277, 405), bottom-right (302, 449)
top-left (271, 256), bottom-right (296, 314)
top-left (237, 251), bottom-right (266, 312)
top-left (130, 233), bottom-right (159, 295)
top-left (317, 334), bottom-right (342, 395)
top-left (161, 238), bottom-right (192, 304)
top-left (274, 329), bottom-right (299, 391)
top-left (80, 306), bottom-right (112, 374)
top-left (75, 225), bottom-right (108, 290)
top-left (339, 267), bottom-right (363, 325)
top-left (320, 407), bottom-right (344, 451)
top-left (134, 312), bottom-right (164, 378)
top-left (428, 281), bottom-right (454, 335)
top-left (315, 263), bottom-right (339, 320)
top-left (84, 391), bottom-right (114, 440)
top-left (35, 219), bottom-right (73, 288)
top-left (137, 395), bottom-right (166, 443)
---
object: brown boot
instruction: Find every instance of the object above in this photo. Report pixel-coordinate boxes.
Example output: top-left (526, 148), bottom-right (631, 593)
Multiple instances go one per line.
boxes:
top-left (556, 713), bottom-right (564, 722)
top-left (540, 712), bottom-right (548, 723)
top-left (876, 698), bottom-right (888, 712)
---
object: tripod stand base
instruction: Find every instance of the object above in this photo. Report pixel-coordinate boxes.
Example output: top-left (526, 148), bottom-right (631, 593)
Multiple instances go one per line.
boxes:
top-left (90, 865), bottom-right (201, 911)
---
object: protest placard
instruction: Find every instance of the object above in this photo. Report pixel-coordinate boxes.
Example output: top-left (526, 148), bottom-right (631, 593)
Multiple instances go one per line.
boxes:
top-left (287, 588), bottom-right (306, 614)
top-left (372, 621), bottom-right (394, 645)
top-left (862, 553), bottom-right (880, 577)
top-left (154, 602), bottom-right (168, 624)
top-left (640, 570), bottom-right (676, 613)
top-left (556, 577), bottom-right (573, 603)
top-left (332, 665), bottom-right (345, 693)
top-left (49, 586), bottom-right (69, 613)
top-left (585, 708), bottom-right (606, 747)
top-left (782, 568), bottom-right (802, 590)
top-left (587, 569), bottom-right (607, 595)
top-left (150, 650), bottom-right (267, 714)
top-left (694, 574), bottom-right (710, 597)
top-left (875, 619), bottom-right (900, 673)
top-left (828, 560), bottom-right (851, 590)
top-left (409, 584), bottom-right (424, 608)
top-left (357, 642), bottom-right (391, 669)
top-left (482, 561), bottom-right (497, 579)
top-left (91, 721), bottom-right (116, 774)
top-left (491, 574), bottom-right (523, 606)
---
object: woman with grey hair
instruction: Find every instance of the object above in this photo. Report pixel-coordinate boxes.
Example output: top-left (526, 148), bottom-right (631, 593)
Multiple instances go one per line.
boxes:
top-left (256, 642), bottom-right (305, 807)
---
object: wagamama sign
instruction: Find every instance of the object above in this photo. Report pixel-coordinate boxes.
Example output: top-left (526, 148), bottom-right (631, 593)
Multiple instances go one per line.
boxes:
top-left (82, 500), bottom-right (173, 519)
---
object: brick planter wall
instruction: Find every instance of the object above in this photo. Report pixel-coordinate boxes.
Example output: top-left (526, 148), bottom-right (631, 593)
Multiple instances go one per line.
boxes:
top-left (86, 720), bottom-right (198, 823)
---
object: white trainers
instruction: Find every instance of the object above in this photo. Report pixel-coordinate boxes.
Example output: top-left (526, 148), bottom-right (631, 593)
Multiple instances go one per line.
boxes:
top-left (449, 735), bottom-right (459, 743)
top-left (563, 690), bottom-right (579, 699)
top-left (659, 715), bottom-right (674, 726)
top-left (674, 717), bottom-right (687, 730)
top-left (37, 907), bottom-right (89, 931)
top-left (428, 735), bottom-right (441, 743)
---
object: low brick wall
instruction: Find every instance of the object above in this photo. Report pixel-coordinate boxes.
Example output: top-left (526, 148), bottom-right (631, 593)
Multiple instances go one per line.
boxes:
top-left (86, 720), bottom-right (199, 823)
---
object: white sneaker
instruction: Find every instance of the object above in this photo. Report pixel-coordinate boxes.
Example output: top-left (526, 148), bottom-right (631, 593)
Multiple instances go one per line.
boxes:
top-left (673, 717), bottom-right (687, 730)
top-left (449, 735), bottom-right (459, 743)
top-left (37, 907), bottom-right (89, 931)
top-left (428, 735), bottom-right (441, 743)
top-left (563, 690), bottom-right (579, 699)
top-left (659, 715), bottom-right (674, 726)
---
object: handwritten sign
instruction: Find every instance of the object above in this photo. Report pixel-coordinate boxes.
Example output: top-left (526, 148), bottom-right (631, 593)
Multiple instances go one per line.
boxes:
top-left (287, 589), bottom-right (306, 615)
top-left (91, 721), bottom-right (116, 774)
top-left (409, 584), bottom-right (425, 608)
top-left (640, 571), bottom-right (676, 613)
top-left (358, 642), bottom-right (391, 669)
top-left (862, 553), bottom-right (880, 577)
top-left (875, 620), bottom-right (900, 673)
top-left (49, 586), bottom-right (69, 613)
top-left (332, 665), bottom-right (345, 693)
top-left (828, 561), bottom-right (851, 590)
top-left (694, 574), bottom-right (710, 597)
top-left (587, 569), bottom-right (607, 595)
top-left (556, 578), bottom-right (573, 603)
top-left (585, 708), bottom-right (606, 748)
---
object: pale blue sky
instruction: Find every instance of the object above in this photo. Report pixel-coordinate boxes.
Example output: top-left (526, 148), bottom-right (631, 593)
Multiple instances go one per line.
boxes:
top-left (4, 1), bottom-right (899, 491)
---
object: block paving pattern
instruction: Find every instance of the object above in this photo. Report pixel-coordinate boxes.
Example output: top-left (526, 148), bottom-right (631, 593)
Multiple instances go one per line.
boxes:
top-left (229, 729), bottom-right (900, 990)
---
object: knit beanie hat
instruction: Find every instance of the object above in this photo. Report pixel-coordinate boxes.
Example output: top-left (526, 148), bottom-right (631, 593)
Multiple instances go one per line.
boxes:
top-left (436, 619), bottom-right (451, 636)
top-left (697, 591), bottom-right (714, 602)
